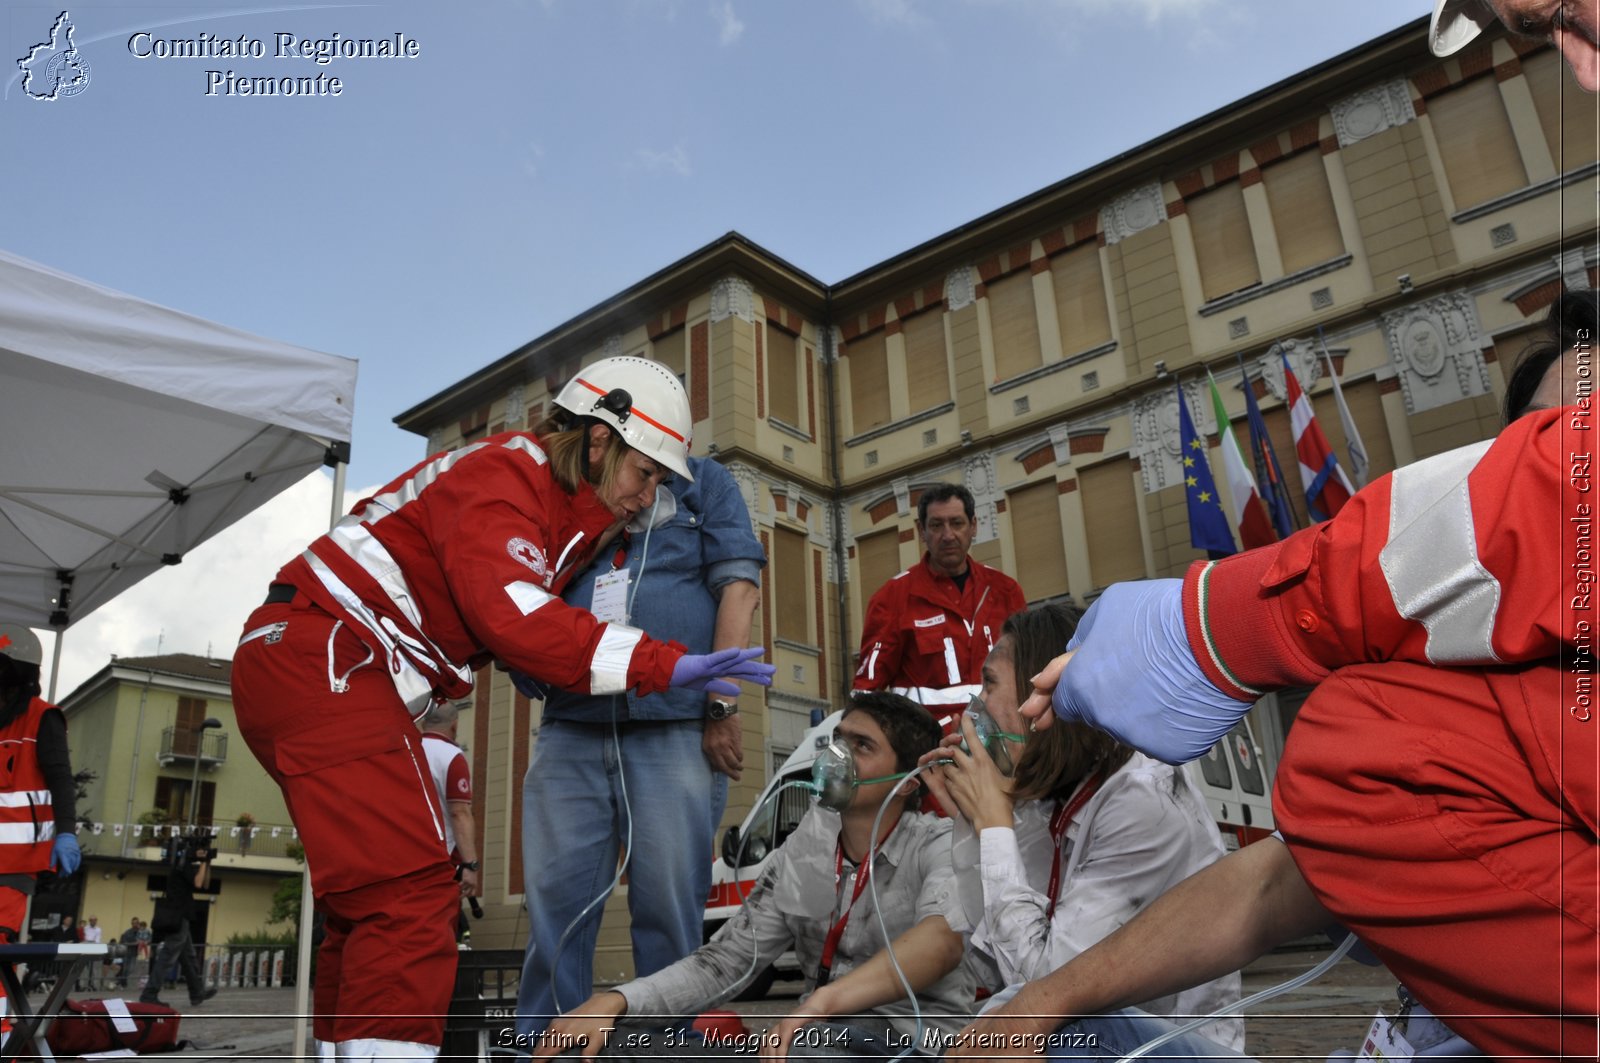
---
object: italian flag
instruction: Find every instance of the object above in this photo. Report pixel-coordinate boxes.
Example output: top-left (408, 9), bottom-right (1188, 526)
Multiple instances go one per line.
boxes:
top-left (1207, 372), bottom-right (1279, 550)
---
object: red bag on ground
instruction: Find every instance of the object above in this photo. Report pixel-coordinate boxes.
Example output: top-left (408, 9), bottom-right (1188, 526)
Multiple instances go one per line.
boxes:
top-left (44, 998), bottom-right (182, 1054)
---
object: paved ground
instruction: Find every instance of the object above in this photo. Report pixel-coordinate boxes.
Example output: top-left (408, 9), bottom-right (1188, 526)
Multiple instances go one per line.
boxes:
top-left (19, 945), bottom-right (1397, 1060)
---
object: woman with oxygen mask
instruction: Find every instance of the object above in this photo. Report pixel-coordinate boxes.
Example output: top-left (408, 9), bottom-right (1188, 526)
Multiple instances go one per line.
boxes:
top-left (531, 693), bottom-right (972, 1063)
top-left (919, 602), bottom-right (1244, 1050)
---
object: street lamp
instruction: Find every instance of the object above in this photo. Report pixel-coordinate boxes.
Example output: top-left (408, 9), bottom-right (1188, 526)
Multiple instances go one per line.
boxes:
top-left (187, 718), bottom-right (223, 826)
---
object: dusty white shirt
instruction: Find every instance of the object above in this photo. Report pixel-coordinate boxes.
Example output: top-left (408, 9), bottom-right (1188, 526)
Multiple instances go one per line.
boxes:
top-left (621, 805), bottom-right (974, 1044)
top-left (951, 753), bottom-right (1244, 1050)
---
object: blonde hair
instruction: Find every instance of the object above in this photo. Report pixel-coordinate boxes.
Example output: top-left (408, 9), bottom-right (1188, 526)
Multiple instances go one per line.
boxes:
top-left (535, 417), bottom-right (631, 498)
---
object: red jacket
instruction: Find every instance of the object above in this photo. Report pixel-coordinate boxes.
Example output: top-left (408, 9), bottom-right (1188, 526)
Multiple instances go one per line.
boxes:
top-left (1178, 408), bottom-right (1596, 1058)
top-left (853, 554), bottom-right (1027, 722)
top-left (277, 430), bottom-right (687, 714)
top-left (1179, 407), bottom-right (1582, 695)
top-left (0, 697), bottom-right (61, 875)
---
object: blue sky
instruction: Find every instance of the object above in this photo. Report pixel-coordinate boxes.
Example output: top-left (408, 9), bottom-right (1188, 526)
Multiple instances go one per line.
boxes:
top-left (2, 0), bottom-right (1418, 692)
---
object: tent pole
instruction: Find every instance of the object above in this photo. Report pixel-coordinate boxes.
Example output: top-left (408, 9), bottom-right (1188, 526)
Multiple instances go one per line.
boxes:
top-left (295, 460), bottom-right (347, 1060)
top-left (46, 628), bottom-right (65, 702)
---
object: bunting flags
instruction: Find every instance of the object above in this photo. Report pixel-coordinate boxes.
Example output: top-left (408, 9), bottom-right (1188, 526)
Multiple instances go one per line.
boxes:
top-left (1241, 365), bottom-right (1297, 538)
top-left (1282, 352), bottom-right (1354, 522)
top-left (1175, 381), bottom-right (1236, 557)
top-left (1207, 372), bottom-right (1278, 550)
top-left (1318, 328), bottom-right (1370, 488)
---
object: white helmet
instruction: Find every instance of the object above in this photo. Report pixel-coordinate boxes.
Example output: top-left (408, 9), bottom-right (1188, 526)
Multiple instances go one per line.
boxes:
top-left (0, 622), bottom-right (43, 667)
top-left (552, 356), bottom-right (695, 481)
top-left (1430, 0), bottom-right (1495, 56)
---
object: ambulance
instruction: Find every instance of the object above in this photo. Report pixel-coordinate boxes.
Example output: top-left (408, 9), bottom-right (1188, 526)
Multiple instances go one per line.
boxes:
top-left (702, 709), bottom-right (1275, 998)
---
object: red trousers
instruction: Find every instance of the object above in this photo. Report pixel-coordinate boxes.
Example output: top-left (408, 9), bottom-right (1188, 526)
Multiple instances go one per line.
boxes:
top-left (1275, 660), bottom-right (1598, 1059)
top-left (233, 595), bottom-right (460, 1045)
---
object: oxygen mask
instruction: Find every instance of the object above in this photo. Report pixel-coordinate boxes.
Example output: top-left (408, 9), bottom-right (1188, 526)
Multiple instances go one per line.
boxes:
top-left (809, 738), bottom-right (910, 812)
top-left (960, 696), bottom-right (1025, 777)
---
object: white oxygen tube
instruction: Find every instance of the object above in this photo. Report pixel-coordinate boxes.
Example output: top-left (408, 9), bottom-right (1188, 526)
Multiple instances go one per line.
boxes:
top-left (549, 494), bottom-right (662, 1013)
top-left (1121, 932), bottom-right (1360, 1059)
top-left (864, 760), bottom-right (948, 1063)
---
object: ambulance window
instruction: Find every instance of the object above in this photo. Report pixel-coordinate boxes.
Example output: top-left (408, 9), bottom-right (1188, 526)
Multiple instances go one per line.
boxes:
top-left (1198, 741), bottom-right (1233, 790)
top-left (1226, 723), bottom-right (1266, 795)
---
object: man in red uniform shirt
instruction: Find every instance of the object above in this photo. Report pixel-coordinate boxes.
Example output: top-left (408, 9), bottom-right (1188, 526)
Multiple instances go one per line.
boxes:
top-left (853, 484), bottom-right (1027, 733)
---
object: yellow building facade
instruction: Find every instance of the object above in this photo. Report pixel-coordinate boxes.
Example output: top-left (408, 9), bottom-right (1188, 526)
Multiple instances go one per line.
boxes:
top-left (57, 654), bottom-right (301, 947)
top-left (395, 20), bottom-right (1598, 970)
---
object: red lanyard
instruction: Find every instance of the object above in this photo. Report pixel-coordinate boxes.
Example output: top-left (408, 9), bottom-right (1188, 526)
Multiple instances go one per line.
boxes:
top-left (815, 821), bottom-right (898, 986)
top-left (1045, 773), bottom-right (1104, 920)
top-left (611, 532), bottom-right (631, 571)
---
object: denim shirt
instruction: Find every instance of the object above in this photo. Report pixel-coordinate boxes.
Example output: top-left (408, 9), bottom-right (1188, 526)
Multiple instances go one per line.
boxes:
top-left (543, 456), bottom-right (764, 724)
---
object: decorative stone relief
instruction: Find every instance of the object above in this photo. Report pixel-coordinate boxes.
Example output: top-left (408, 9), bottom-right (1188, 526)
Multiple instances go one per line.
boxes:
top-left (1047, 424), bottom-right (1072, 467)
top-left (1490, 223), bottom-right (1517, 249)
top-left (819, 325), bottom-right (842, 364)
top-left (945, 265), bottom-right (976, 312)
top-left (1133, 384), bottom-right (1203, 493)
top-left (726, 461), bottom-right (761, 528)
top-left (1099, 183), bottom-right (1168, 246)
top-left (427, 428), bottom-right (447, 456)
top-left (1380, 293), bottom-right (1492, 415)
top-left (964, 452), bottom-right (1000, 545)
top-left (1560, 249), bottom-right (1591, 292)
top-left (505, 385), bottom-right (525, 429)
top-left (1257, 338), bottom-right (1325, 401)
top-left (892, 477), bottom-right (911, 518)
top-left (1331, 79), bottom-right (1416, 148)
top-left (710, 276), bottom-right (755, 323)
top-left (602, 333), bottom-right (624, 359)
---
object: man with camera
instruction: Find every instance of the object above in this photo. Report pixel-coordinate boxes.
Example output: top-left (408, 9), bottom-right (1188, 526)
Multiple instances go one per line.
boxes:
top-left (140, 833), bottom-right (218, 1008)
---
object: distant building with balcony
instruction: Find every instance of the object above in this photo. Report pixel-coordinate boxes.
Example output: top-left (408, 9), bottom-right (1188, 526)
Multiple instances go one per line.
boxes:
top-left (54, 654), bottom-right (300, 945)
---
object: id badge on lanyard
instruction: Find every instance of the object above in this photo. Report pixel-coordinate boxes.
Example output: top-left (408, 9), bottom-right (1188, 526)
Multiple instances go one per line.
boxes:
top-left (1357, 1010), bottom-right (1417, 1061)
top-left (592, 569), bottom-right (631, 625)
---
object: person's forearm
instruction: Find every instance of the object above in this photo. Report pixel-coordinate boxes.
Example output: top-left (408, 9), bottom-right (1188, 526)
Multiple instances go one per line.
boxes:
top-left (806, 917), bottom-right (964, 1019)
top-left (1012, 838), bottom-right (1331, 1018)
top-left (449, 804), bottom-right (478, 864)
top-left (711, 580), bottom-right (760, 654)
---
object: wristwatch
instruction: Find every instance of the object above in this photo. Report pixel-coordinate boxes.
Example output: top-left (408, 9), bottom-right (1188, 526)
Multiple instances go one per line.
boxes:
top-left (458, 860), bottom-right (480, 872)
top-left (707, 699), bottom-right (739, 721)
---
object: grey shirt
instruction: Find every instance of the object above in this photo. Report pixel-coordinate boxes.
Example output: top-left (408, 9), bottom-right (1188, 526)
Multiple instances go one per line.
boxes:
top-left (617, 806), bottom-right (973, 1043)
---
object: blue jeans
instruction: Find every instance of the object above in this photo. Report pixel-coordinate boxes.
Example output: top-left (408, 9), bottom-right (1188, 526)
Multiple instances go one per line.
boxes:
top-left (516, 717), bottom-right (727, 1038)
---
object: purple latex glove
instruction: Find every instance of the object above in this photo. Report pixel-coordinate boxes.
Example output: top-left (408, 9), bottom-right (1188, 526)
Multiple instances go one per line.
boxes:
top-left (508, 669), bottom-right (548, 701)
top-left (1053, 579), bottom-right (1254, 765)
top-left (670, 647), bottom-right (776, 698)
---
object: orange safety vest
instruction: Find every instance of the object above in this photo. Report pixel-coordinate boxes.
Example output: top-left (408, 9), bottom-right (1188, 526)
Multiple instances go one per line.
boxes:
top-left (0, 697), bottom-right (61, 874)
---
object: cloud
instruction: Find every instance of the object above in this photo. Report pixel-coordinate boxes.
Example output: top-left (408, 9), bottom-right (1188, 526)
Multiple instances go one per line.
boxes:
top-left (39, 471), bottom-right (374, 701)
top-left (857, 0), bottom-right (926, 27)
top-left (634, 143), bottom-right (693, 177)
top-left (522, 142), bottom-right (546, 180)
top-left (710, 1), bottom-right (744, 45)
top-left (962, 0), bottom-right (1221, 26)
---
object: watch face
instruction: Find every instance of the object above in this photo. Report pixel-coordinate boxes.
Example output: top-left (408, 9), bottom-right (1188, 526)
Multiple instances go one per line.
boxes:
top-left (709, 700), bottom-right (737, 720)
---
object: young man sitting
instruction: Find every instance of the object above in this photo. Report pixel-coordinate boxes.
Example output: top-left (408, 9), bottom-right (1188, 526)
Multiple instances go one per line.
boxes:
top-left (526, 691), bottom-right (972, 1062)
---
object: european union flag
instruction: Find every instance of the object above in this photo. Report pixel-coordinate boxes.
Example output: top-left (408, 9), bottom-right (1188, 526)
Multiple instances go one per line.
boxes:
top-left (1176, 381), bottom-right (1236, 558)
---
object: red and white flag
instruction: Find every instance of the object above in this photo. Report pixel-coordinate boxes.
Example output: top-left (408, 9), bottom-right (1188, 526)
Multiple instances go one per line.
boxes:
top-left (1207, 372), bottom-right (1278, 549)
top-left (1282, 353), bottom-right (1353, 522)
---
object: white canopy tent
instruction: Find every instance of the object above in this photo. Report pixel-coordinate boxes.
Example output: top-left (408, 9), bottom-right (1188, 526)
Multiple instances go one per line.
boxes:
top-left (0, 248), bottom-right (354, 1055)
top-left (0, 248), bottom-right (357, 664)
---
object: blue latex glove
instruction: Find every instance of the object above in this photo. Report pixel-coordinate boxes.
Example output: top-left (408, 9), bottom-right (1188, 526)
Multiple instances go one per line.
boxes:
top-left (50, 833), bottom-right (81, 876)
top-left (670, 647), bottom-right (776, 698)
top-left (508, 669), bottom-right (548, 701)
top-left (1052, 579), bottom-right (1253, 765)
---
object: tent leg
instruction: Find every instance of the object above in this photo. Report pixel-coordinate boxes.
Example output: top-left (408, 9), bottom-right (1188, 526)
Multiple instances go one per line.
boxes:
top-left (46, 629), bottom-right (65, 703)
top-left (295, 461), bottom-right (346, 1062)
